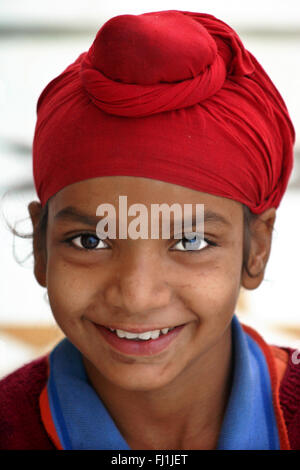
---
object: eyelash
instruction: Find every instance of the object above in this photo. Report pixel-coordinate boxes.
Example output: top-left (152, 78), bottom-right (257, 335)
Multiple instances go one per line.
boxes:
top-left (63, 232), bottom-right (218, 253)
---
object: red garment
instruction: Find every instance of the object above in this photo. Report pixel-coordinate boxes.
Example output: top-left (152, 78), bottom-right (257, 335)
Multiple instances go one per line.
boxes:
top-left (33, 10), bottom-right (295, 213)
top-left (0, 346), bottom-right (299, 449)
top-left (0, 356), bottom-right (55, 449)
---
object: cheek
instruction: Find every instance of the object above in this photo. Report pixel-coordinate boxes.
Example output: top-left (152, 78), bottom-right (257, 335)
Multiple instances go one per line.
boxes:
top-left (46, 256), bottom-right (101, 324)
top-left (179, 251), bottom-right (242, 324)
top-left (176, 261), bottom-right (242, 356)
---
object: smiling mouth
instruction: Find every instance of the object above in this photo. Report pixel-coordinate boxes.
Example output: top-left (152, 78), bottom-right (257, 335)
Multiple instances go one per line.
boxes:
top-left (104, 326), bottom-right (177, 341)
top-left (93, 323), bottom-right (186, 356)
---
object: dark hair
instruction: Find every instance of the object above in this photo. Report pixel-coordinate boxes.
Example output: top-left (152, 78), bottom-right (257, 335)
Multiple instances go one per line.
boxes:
top-left (242, 205), bottom-right (260, 279)
top-left (5, 199), bottom-right (263, 279)
top-left (3, 199), bottom-right (49, 265)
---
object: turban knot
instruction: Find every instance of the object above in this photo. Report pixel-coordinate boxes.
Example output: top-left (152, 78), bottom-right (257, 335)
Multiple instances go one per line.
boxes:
top-left (80, 11), bottom-right (254, 117)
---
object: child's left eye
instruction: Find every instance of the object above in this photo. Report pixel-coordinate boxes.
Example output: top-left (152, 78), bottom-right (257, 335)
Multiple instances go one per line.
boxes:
top-left (65, 233), bottom-right (109, 250)
top-left (170, 234), bottom-right (216, 252)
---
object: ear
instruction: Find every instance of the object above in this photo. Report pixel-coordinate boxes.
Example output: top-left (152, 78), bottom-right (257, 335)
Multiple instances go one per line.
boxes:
top-left (241, 208), bottom-right (276, 290)
top-left (28, 201), bottom-right (47, 288)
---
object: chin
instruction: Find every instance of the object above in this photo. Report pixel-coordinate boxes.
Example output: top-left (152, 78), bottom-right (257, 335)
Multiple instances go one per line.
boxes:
top-left (97, 360), bottom-right (180, 392)
top-left (109, 374), bottom-right (172, 392)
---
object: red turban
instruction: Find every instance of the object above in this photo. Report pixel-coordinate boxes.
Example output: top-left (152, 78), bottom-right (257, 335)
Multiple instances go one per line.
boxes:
top-left (33, 10), bottom-right (295, 213)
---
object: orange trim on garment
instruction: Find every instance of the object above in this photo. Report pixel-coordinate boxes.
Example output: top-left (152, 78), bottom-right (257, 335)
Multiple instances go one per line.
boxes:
top-left (39, 355), bottom-right (64, 450)
top-left (241, 323), bottom-right (291, 450)
top-left (269, 346), bottom-right (289, 383)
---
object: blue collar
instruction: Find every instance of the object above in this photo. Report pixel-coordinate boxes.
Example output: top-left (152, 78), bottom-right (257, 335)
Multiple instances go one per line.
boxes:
top-left (45, 315), bottom-right (280, 449)
top-left (216, 316), bottom-right (280, 449)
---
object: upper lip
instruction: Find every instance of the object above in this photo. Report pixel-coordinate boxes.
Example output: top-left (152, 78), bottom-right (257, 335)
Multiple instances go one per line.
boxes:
top-left (93, 322), bottom-right (185, 333)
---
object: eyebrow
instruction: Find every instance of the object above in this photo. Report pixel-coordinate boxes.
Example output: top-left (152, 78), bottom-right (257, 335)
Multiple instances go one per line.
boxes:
top-left (54, 206), bottom-right (104, 226)
top-left (54, 205), bottom-right (231, 229)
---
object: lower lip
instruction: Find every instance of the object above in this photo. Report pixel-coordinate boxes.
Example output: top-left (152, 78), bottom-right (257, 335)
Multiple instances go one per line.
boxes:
top-left (94, 324), bottom-right (185, 356)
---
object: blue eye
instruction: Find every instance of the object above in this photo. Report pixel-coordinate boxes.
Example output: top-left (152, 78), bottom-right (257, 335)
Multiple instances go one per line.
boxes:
top-left (171, 234), bottom-right (211, 252)
top-left (67, 233), bottom-right (108, 250)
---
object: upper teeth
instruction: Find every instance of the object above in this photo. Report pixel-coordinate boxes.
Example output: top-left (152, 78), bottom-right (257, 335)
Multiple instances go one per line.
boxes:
top-left (109, 327), bottom-right (174, 340)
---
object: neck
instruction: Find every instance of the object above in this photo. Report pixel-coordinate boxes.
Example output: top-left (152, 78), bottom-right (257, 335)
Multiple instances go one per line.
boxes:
top-left (83, 327), bottom-right (233, 450)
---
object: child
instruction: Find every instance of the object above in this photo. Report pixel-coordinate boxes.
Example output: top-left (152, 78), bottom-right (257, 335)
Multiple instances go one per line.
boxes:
top-left (0, 10), bottom-right (299, 450)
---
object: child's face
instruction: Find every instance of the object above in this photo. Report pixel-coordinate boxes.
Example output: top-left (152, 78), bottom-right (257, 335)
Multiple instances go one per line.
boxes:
top-left (30, 176), bottom-right (267, 392)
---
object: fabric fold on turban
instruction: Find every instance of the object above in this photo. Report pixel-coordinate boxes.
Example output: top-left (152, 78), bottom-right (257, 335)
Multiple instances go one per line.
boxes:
top-left (33, 10), bottom-right (295, 213)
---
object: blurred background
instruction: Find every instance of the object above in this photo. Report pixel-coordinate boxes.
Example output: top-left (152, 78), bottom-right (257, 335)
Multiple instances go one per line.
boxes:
top-left (0, 0), bottom-right (300, 379)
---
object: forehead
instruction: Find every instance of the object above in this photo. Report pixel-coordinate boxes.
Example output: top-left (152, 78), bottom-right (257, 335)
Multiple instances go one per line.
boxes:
top-left (48, 176), bottom-right (242, 222)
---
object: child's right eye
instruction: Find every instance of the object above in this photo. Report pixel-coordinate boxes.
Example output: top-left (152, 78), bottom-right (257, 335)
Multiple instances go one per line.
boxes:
top-left (65, 233), bottom-right (109, 251)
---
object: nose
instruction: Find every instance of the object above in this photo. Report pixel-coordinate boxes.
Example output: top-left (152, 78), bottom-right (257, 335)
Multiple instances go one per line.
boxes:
top-left (103, 246), bottom-right (172, 316)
